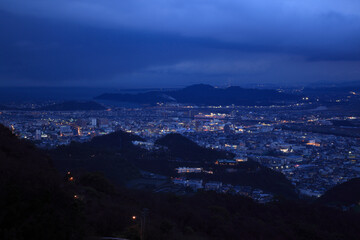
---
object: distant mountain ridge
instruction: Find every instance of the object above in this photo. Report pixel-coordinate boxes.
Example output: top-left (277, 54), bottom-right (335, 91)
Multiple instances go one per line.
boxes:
top-left (0, 101), bottom-right (105, 111)
top-left (0, 104), bottom-right (19, 110)
top-left (37, 101), bottom-right (106, 111)
top-left (96, 84), bottom-right (299, 105)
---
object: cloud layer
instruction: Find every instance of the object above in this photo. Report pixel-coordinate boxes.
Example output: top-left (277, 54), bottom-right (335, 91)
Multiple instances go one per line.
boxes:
top-left (0, 0), bottom-right (360, 87)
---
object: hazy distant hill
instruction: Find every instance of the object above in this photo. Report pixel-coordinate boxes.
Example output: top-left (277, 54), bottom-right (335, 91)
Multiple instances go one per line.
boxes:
top-left (37, 101), bottom-right (106, 111)
top-left (318, 178), bottom-right (360, 207)
top-left (0, 104), bottom-right (18, 110)
top-left (302, 86), bottom-right (360, 102)
top-left (96, 84), bottom-right (299, 105)
top-left (307, 80), bottom-right (360, 88)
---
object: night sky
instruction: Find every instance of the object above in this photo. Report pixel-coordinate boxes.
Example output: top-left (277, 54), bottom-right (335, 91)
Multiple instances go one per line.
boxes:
top-left (1, 0), bottom-right (360, 88)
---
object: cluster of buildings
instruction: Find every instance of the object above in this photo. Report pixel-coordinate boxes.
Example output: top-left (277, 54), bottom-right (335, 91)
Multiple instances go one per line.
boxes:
top-left (0, 110), bottom-right (116, 148)
top-left (172, 178), bottom-right (274, 203)
top-left (183, 124), bottom-right (360, 197)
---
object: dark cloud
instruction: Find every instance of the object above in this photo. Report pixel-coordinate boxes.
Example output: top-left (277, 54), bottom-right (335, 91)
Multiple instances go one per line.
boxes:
top-left (0, 11), bottom-right (216, 83)
top-left (0, 0), bottom-right (359, 87)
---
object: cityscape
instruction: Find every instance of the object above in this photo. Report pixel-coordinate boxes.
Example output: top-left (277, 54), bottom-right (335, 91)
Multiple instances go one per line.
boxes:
top-left (1, 0), bottom-right (360, 239)
top-left (2, 93), bottom-right (359, 203)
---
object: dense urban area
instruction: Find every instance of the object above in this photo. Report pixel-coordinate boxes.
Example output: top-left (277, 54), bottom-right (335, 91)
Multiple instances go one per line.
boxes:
top-left (2, 92), bottom-right (360, 203)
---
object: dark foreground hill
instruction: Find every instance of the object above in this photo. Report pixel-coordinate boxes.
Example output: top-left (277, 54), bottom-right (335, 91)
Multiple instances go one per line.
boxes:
top-left (37, 101), bottom-right (106, 111)
top-left (0, 125), bottom-right (83, 240)
top-left (156, 133), bottom-right (296, 198)
top-left (1, 124), bottom-right (360, 240)
top-left (50, 130), bottom-right (144, 184)
top-left (155, 133), bottom-right (234, 162)
top-left (96, 84), bottom-right (299, 106)
top-left (79, 185), bottom-right (360, 240)
top-left (317, 178), bottom-right (360, 208)
top-left (51, 131), bottom-right (296, 198)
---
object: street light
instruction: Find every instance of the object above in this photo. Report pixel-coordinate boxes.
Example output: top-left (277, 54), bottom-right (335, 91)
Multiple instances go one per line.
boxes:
top-left (131, 208), bottom-right (149, 240)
